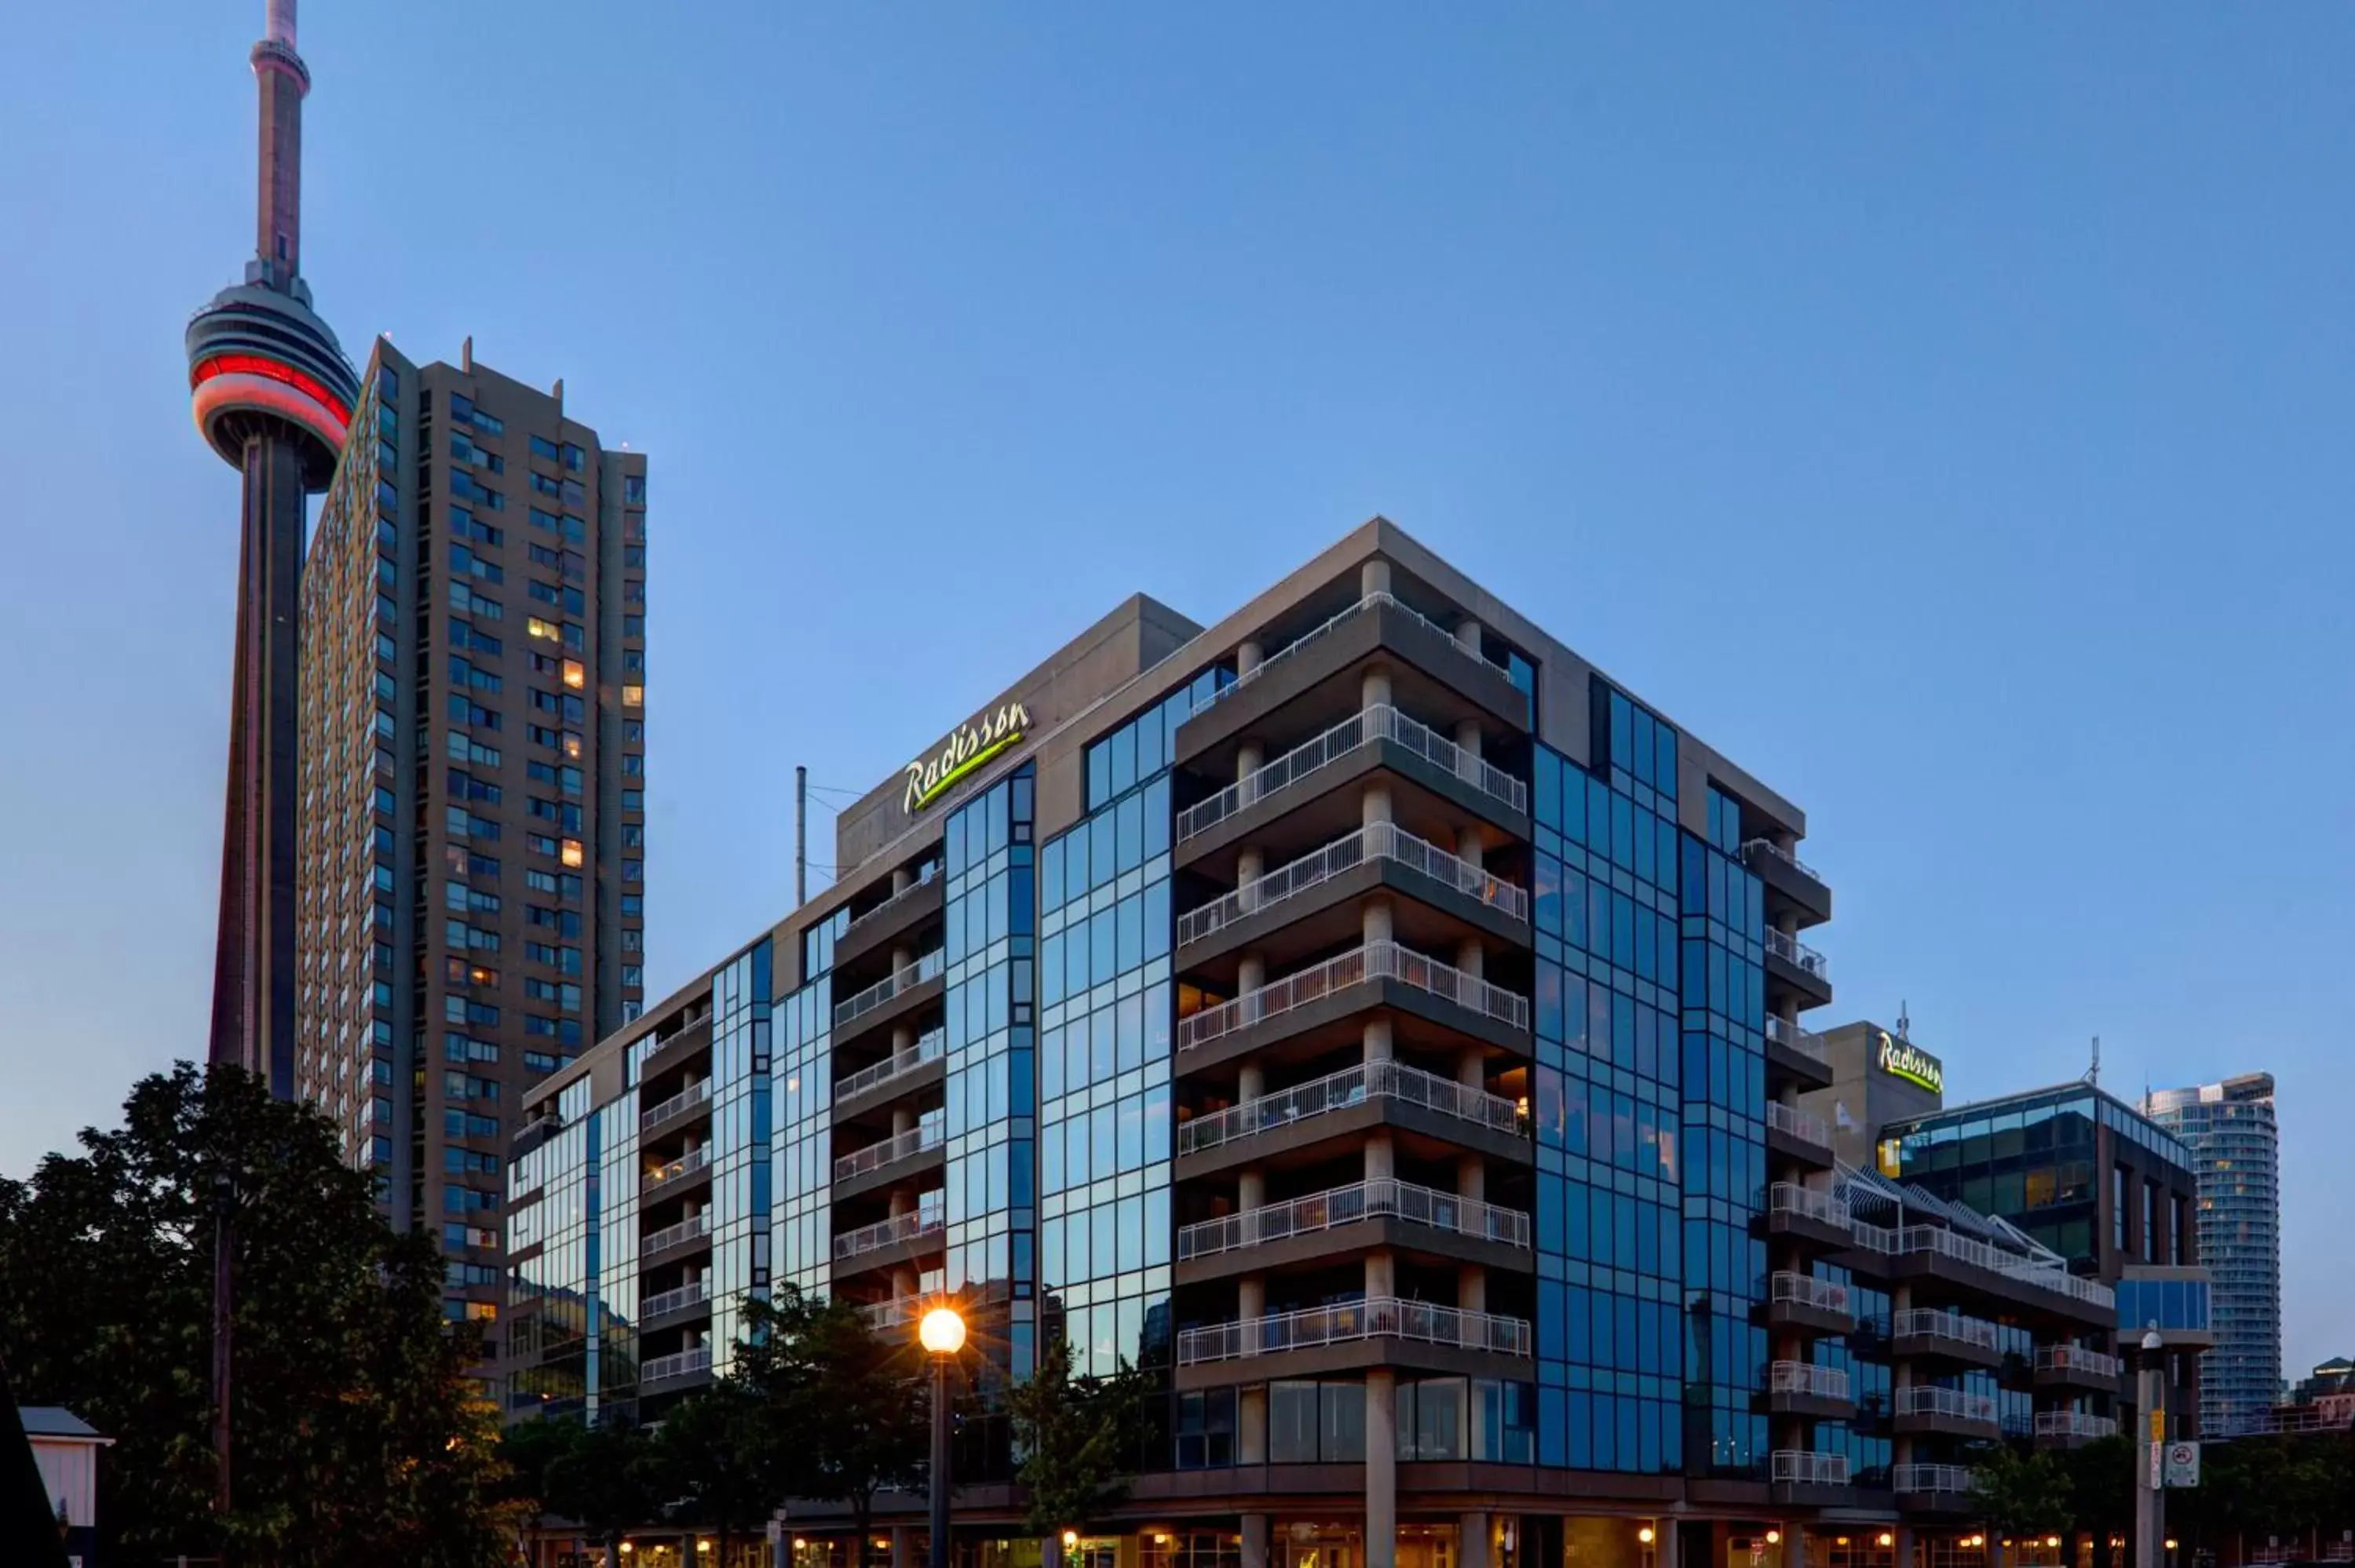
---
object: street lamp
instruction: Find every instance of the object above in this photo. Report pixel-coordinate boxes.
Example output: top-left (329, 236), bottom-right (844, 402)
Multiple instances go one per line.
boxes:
top-left (921, 1307), bottom-right (966, 1568)
top-left (2137, 1325), bottom-right (2166, 1568)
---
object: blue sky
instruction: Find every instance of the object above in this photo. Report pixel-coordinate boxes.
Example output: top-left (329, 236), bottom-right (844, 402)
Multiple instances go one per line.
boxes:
top-left (2, 3), bottom-right (2346, 1376)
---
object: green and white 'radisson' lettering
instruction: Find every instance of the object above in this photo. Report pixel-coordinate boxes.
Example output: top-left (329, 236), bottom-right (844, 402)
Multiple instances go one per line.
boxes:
top-left (904, 702), bottom-right (1030, 812)
top-left (1875, 1029), bottom-right (1944, 1095)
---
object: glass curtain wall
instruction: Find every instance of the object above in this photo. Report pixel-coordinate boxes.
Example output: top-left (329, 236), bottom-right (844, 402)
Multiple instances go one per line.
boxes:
top-left (709, 943), bottom-right (774, 1369)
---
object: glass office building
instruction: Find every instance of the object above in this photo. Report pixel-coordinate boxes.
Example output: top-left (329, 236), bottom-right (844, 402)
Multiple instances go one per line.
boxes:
top-left (505, 521), bottom-right (2124, 1568)
top-left (2146, 1074), bottom-right (2281, 1435)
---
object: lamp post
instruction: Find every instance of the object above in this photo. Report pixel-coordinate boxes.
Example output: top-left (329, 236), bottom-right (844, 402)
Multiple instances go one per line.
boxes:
top-left (920, 1307), bottom-right (966, 1568)
top-left (2136, 1326), bottom-right (2165, 1568)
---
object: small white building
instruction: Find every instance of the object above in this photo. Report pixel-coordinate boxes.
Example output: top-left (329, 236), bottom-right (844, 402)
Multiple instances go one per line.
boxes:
top-left (19, 1407), bottom-right (109, 1566)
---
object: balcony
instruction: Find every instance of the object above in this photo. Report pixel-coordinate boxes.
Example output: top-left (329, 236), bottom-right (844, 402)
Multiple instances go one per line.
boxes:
top-left (2035, 1411), bottom-right (2119, 1446)
top-left (1743, 837), bottom-right (1831, 924)
top-left (640, 1079), bottom-right (711, 1135)
top-left (1176, 940), bottom-right (1529, 1061)
top-left (832, 950), bottom-right (945, 1034)
top-left (642, 1346), bottom-right (714, 1387)
top-left (1882, 1223), bottom-right (2117, 1322)
top-left (1176, 1177), bottom-right (1530, 1273)
top-left (2035, 1344), bottom-right (2123, 1390)
top-left (1202, 592), bottom-right (1522, 720)
top-left (832, 1124), bottom-right (944, 1187)
top-left (1175, 1296), bottom-right (1531, 1369)
top-left (1177, 820), bottom-right (1529, 957)
top-left (834, 1028), bottom-right (946, 1107)
top-left (1765, 1359), bottom-right (1856, 1419)
top-left (1895, 1384), bottom-right (1999, 1436)
top-left (641, 1279), bottom-right (711, 1324)
top-left (833, 867), bottom-right (944, 969)
top-left (1769, 1449), bottom-right (1853, 1504)
top-left (644, 1145), bottom-right (711, 1194)
top-left (1765, 1099), bottom-right (1835, 1165)
top-left (1176, 1059), bottom-right (1526, 1172)
top-left (1892, 1463), bottom-right (1976, 1501)
top-left (1765, 1271), bottom-right (1855, 1336)
top-left (833, 1210), bottom-right (945, 1265)
top-left (1763, 1181), bottom-right (1852, 1250)
top-left (1765, 927), bottom-right (1833, 1005)
top-left (1890, 1307), bottom-right (2003, 1368)
top-left (1764, 1015), bottom-right (1835, 1090)
top-left (860, 1296), bottom-right (925, 1333)
top-left (1176, 704), bottom-right (1528, 860)
top-left (640, 1212), bottom-right (711, 1260)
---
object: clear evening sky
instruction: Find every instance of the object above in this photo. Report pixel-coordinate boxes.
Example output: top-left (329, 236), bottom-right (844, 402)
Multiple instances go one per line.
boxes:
top-left (2, 5), bottom-right (2346, 1377)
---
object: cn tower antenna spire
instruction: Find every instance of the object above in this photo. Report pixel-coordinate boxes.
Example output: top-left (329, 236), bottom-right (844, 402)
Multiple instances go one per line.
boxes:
top-left (250, 0), bottom-right (312, 294)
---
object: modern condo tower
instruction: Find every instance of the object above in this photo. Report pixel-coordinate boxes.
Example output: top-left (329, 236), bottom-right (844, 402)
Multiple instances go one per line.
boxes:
top-left (2147, 1073), bottom-right (2282, 1435)
top-left (186, 0), bottom-right (360, 1096)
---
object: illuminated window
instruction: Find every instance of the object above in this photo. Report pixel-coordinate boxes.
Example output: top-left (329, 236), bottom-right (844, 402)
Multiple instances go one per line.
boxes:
top-left (562, 731), bottom-right (583, 760)
top-left (623, 684), bottom-right (644, 708)
top-left (560, 839), bottom-right (584, 868)
top-left (562, 660), bottom-right (585, 690)
top-left (528, 616), bottom-right (560, 642)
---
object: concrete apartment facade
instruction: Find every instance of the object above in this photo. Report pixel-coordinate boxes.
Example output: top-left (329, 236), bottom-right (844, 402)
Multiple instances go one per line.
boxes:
top-left (504, 519), bottom-right (2128, 1568)
top-left (298, 337), bottom-right (647, 1342)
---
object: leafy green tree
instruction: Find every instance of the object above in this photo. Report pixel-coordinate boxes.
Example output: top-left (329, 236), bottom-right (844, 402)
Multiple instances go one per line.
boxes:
top-left (1970, 1442), bottom-right (2072, 1568)
top-left (733, 1288), bottom-right (929, 1568)
top-left (1006, 1332), bottom-right (1148, 1551)
top-left (653, 1384), bottom-right (782, 1566)
top-left (2055, 1434), bottom-right (2135, 1568)
top-left (543, 1416), bottom-right (662, 1567)
top-left (0, 1063), bottom-right (509, 1567)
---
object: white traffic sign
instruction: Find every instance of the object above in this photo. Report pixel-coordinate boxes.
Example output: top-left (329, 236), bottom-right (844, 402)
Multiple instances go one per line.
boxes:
top-left (2165, 1442), bottom-right (2200, 1487)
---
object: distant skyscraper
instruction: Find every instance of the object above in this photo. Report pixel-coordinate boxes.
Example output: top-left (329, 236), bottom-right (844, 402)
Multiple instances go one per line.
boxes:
top-left (297, 335), bottom-right (646, 1341)
top-left (2148, 1072), bottom-right (2282, 1435)
top-left (186, 0), bottom-right (360, 1096)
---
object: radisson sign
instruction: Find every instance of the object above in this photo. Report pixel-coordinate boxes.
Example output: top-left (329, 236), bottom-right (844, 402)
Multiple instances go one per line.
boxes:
top-left (904, 702), bottom-right (1030, 812)
top-left (1875, 1028), bottom-right (1944, 1096)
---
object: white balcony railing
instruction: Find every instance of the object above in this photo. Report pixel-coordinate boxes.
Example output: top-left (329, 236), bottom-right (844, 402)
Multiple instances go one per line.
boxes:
top-left (1176, 1296), bottom-right (1531, 1366)
top-left (1743, 837), bottom-right (1825, 884)
top-left (860, 1296), bottom-right (925, 1332)
top-left (2036, 1344), bottom-right (2123, 1380)
top-left (1765, 927), bottom-right (1831, 982)
top-left (1999, 1257), bottom-right (2116, 1311)
top-left (1765, 1014), bottom-right (1827, 1061)
top-left (1897, 1225), bottom-right (2118, 1312)
top-left (642, 1346), bottom-right (714, 1384)
top-left (1178, 821), bottom-right (1528, 947)
top-left (845, 865), bottom-right (937, 932)
top-left (833, 950), bottom-right (946, 1029)
top-left (1893, 1463), bottom-right (1976, 1495)
top-left (644, 1145), bottom-right (710, 1191)
top-left (1177, 704), bottom-right (1526, 844)
top-left (1769, 1361), bottom-right (1853, 1402)
top-left (1178, 940), bottom-right (1528, 1053)
top-left (1899, 1223), bottom-right (2007, 1273)
top-left (640, 1078), bottom-right (711, 1130)
top-left (2035, 1411), bottom-right (2119, 1440)
top-left (1771, 1450), bottom-right (1851, 1486)
top-left (1897, 1385), bottom-right (1998, 1425)
top-left (1849, 1219), bottom-right (1899, 1256)
top-left (1770, 1271), bottom-right (1853, 1317)
top-left (1177, 1057), bottom-right (1524, 1158)
top-left (1765, 1099), bottom-right (1832, 1147)
top-left (1177, 1178), bottom-right (1531, 1260)
top-left (834, 1210), bottom-right (945, 1262)
top-left (835, 1028), bottom-right (947, 1102)
top-left (832, 1124), bottom-right (943, 1183)
top-left (1203, 592), bottom-right (1517, 713)
top-left (641, 1279), bottom-right (711, 1319)
top-left (640, 1212), bottom-right (711, 1257)
top-left (1769, 1182), bottom-right (1851, 1229)
top-left (1892, 1307), bottom-right (1999, 1353)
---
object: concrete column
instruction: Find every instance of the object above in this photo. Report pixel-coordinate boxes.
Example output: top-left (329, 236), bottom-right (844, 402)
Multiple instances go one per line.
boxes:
top-left (1366, 1134), bottom-right (1395, 1184)
top-left (893, 1023), bottom-right (914, 1058)
top-left (1239, 1274), bottom-right (1266, 1318)
top-left (893, 1266), bottom-right (918, 1300)
top-left (1457, 1263), bottom-right (1487, 1313)
top-left (1237, 742), bottom-right (1264, 807)
top-left (890, 945), bottom-right (913, 977)
top-left (1456, 938), bottom-right (1484, 979)
top-left (893, 866), bottom-right (914, 896)
top-left (1457, 1153), bottom-right (1485, 1202)
top-left (1238, 638), bottom-right (1265, 676)
top-left (1364, 896), bottom-right (1394, 947)
top-left (1783, 1528), bottom-right (1809, 1568)
top-left (1364, 1018), bottom-right (1393, 1063)
top-left (1363, 782), bottom-right (1393, 830)
top-left (1365, 1371), bottom-right (1398, 1568)
top-left (1455, 718), bottom-right (1484, 786)
top-left (1239, 1169), bottom-right (1266, 1210)
top-left (1238, 1061), bottom-right (1265, 1101)
top-left (1460, 1515), bottom-right (1492, 1568)
top-left (1363, 664), bottom-right (1393, 711)
top-left (1238, 954), bottom-right (1266, 994)
top-left (1456, 825), bottom-right (1484, 868)
top-left (893, 1106), bottom-right (916, 1137)
top-left (890, 1187), bottom-right (914, 1220)
top-left (1363, 558), bottom-right (1393, 599)
top-left (1457, 1047), bottom-right (1486, 1091)
top-left (892, 1527), bottom-right (911, 1568)
top-left (1365, 1245), bottom-right (1396, 1297)
top-left (1236, 847), bottom-right (1265, 912)
top-left (1456, 617), bottom-right (1484, 656)
top-left (1241, 1516), bottom-right (1269, 1568)
top-left (1896, 1527), bottom-right (1916, 1568)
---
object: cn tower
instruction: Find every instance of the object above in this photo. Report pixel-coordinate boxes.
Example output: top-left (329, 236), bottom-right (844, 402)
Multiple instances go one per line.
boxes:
top-left (186, 0), bottom-right (359, 1096)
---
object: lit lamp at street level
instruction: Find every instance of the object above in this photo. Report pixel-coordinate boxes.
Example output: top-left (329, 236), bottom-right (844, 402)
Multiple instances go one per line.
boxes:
top-left (922, 1307), bottom-right (966, 1568)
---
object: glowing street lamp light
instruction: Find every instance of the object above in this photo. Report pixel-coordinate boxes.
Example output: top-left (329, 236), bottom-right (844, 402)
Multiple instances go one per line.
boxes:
top-left (923, 1307), bottom-right (966, 1568)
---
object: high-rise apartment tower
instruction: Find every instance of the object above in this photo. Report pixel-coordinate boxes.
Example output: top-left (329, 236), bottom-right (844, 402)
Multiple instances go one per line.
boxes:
top-left (2148, 1073), bottom-right (2281, 1435)
top-left (186, 0), bottom-right (360, 1096)
top-left (298, 336), bottom-right (648, 1342)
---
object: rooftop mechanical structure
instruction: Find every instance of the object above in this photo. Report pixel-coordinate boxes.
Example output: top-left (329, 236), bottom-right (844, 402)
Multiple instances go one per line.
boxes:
top-left (186, 0), bottom-right (360, 1096)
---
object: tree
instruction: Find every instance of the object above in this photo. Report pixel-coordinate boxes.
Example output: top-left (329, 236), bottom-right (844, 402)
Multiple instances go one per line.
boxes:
top-left (496, 1417), bottom-right (581, 1562)
top-left (543, 1417), bottom-right (662, 1568)
top-left (734, 1289), bottom-right (929, 1568)
top-left (653, 1384), bottom-right (782, 1566)
top-left (1971, 1442), bottom-right (2073, 1568)
top-left (2054, 1434), bottom-right (2135, 1568)
top-left (1006, 1332), bottom-right (1148, 1553)
top-left (0, 1063), bottom-right (509, 1567)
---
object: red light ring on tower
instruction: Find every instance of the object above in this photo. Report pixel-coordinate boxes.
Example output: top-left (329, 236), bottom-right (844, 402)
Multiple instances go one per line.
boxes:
top-left (192, 352), bottom-right (354, 430)
top-left (192, 370), bottom-right (351, 463)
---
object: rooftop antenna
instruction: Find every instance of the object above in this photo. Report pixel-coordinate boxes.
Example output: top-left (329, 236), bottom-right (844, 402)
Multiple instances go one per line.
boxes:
top-left (1896, 1000), bottom-right (1910, 1040)
top-left (2086, 1035), bottom-right (2101, 1088)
